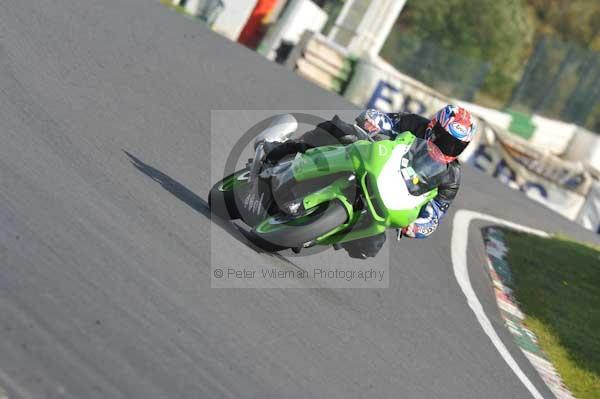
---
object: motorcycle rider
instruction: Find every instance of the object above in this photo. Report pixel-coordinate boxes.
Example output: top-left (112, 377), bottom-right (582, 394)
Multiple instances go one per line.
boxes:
top-left (264, 105), bottom-right (477, 259)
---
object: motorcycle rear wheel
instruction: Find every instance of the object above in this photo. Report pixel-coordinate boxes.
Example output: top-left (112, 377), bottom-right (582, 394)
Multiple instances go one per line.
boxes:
top-left (208, 169), bottom-right (250, 220)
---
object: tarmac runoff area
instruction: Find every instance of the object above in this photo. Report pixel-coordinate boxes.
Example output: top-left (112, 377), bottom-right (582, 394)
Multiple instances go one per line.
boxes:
top-left (1, 0), bottom-right (600, 397)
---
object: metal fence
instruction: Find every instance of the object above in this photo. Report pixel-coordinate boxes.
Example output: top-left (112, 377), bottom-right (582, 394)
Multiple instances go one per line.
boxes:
top-left (380, 34), bottom-right (490, 102)
top-left (508, 37), bottom-right (600, 132)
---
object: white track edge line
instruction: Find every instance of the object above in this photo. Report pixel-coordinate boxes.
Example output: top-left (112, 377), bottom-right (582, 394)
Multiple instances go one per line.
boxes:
top-left (452, 209), bottom-right (550, 399)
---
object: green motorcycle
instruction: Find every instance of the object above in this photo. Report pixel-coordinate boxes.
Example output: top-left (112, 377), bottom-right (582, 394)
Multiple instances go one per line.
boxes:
top-left (208, 114), bottom-right (447, 253)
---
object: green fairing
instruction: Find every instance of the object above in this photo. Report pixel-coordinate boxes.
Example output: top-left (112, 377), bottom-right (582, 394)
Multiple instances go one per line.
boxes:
top-left (211, 129), bottom-right (444, 251)
top-left (289, 132), bottom-right (438, 245)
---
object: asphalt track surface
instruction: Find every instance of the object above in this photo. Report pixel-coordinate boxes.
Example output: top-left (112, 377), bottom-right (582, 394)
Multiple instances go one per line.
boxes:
top-left (1, 1), bottom-right (598, 398)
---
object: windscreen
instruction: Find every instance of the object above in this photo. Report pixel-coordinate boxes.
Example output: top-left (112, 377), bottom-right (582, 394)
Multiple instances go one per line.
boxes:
top-left (403, 138), bottom-right (448, 196)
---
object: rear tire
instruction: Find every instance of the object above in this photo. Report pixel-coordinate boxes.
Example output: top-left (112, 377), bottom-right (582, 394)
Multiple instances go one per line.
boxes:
top-left (251, 200), bottom-right (348, 249)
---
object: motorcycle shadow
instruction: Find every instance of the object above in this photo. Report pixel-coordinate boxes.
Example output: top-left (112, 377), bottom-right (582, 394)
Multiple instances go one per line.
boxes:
top-left (123, 150), bottom-right (300, 267)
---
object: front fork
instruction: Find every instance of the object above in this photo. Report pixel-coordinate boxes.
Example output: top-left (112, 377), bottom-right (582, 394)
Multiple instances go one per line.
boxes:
top-left (300, 175), bottom-right (388, 246)
top-left (292, 143), bottom-right (385, 245)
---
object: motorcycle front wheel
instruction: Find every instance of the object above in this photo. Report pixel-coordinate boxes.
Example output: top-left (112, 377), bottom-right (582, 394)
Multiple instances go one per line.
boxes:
top-left (251, 200), bottom-right (348, 249)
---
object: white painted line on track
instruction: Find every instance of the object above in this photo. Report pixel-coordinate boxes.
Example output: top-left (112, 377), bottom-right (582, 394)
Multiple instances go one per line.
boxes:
top-left (451, 209), bottom-right (549, 399)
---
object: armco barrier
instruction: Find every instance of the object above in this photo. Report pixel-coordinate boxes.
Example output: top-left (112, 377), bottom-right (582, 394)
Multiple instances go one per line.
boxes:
top-left (285, 32), bottom-right (353, 93)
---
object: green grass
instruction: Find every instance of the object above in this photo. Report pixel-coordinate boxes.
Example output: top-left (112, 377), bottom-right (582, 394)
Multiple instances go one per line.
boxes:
top-left (502, 230), bottom-right (600, 398)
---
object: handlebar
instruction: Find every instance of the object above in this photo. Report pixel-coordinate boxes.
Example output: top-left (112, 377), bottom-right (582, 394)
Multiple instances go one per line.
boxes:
top-left (352, 124), bottom-right (375, 142)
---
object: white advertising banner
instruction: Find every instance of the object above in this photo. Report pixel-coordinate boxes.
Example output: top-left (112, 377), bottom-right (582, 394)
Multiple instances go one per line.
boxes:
top-left (469, 130), bottom-right (589, 220)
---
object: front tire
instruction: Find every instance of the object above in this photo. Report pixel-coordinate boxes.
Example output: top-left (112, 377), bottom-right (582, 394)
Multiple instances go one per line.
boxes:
top-left (251, 200), bottom-right (348, 249)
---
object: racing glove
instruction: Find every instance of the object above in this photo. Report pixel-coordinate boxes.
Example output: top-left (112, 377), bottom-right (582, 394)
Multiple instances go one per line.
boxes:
top-left (400, 199), bottom-right (450, 239)
top-left (355, 109), bottom-right (395, 136)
